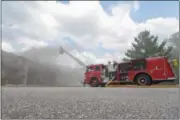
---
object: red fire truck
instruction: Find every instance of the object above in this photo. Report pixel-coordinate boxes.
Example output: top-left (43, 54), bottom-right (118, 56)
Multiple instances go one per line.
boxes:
top-left (83, 56), bottom-right (177, 87)
top-left (58, 46), bottom-right (177, 87)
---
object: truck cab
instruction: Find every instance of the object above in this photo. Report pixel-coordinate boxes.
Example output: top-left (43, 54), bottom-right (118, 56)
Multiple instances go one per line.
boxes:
top-left (84, 64), bottom-right (105, 87)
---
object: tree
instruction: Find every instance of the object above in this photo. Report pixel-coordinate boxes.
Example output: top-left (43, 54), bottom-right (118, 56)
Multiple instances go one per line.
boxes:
top-left (168, 32), bottom-right (179, 59)
top-left (168, 32), bottom-right (179, 84)
top-left (123, 30), bottom-right (173, 61)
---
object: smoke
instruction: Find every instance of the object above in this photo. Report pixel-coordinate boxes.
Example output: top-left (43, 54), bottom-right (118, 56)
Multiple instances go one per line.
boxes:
top-left (18, 46), bottom-right (85, 86)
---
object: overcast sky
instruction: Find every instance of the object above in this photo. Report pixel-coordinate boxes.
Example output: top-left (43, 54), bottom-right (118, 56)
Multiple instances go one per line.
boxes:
top-left (2, 1), bottom-right (179, 67)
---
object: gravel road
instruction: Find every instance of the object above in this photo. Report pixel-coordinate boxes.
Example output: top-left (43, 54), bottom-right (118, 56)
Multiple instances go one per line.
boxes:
top-left (1, 87), bottom-right (179, 119)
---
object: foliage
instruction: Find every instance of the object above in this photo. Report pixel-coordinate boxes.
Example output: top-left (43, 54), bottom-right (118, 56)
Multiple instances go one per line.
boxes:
top-left (123, 30), bottom-right (173, 61)
top-left (168, 32), bottom-right (179, 84)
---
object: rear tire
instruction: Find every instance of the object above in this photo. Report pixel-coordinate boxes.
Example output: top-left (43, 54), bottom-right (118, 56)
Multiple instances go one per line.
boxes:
top-left (136, 74), bottom-right (151, 86)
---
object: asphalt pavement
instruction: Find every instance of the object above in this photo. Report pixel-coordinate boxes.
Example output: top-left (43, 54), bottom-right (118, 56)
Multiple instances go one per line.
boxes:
top-left (1, 87), bottom-right (179, 119)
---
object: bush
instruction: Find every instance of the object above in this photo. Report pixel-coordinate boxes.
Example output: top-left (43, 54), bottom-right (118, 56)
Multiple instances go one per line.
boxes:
top-left (174, 67), bottom-right (179, 84)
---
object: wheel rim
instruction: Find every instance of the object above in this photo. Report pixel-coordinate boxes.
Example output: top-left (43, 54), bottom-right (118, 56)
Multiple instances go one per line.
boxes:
top-left (91, 80), bottom-right (97, 87)
top-left (138, 77), bottom-right (148, 85)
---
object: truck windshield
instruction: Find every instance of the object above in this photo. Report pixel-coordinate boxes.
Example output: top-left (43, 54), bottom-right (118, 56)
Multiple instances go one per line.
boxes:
top-left (86, 66), bottom-right (93, 72)
top-left (119, 63), bottom-right (132, 72)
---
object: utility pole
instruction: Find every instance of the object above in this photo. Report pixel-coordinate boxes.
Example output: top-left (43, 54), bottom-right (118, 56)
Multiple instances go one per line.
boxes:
top-left (24, 59), bottom-right (28, 86)
top-left (1, 60), bottom-right (7, 85)
top-left (19, 58), bottom-right (28, 86)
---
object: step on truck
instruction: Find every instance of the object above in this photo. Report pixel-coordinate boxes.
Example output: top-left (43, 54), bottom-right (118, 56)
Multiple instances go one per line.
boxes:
top-left (83, 56), bottom-right (178, 87)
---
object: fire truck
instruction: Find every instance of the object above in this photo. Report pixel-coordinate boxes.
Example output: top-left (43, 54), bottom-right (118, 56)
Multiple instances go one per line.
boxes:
top-left (59, 46), bottom-right (178, 87)
top-left (84, 57), bottom-right (178, 87)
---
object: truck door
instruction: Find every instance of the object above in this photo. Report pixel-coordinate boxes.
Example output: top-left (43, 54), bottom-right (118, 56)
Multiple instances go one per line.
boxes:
top-left (94, 65), bottom-right (101, 80)
top-left (85, 66), bottom-right (94, 83)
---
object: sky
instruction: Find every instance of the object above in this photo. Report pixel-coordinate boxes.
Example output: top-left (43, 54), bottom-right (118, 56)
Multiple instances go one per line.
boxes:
top-left (1, 1), bottom-right (179, 68)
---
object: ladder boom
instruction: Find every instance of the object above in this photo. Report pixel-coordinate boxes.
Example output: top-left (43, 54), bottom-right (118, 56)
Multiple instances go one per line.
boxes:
top-left (59, 46), bottom-right (87, 67)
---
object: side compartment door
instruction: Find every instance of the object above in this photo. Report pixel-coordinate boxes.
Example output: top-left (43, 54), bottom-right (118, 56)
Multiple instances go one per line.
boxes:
top-left (119, 63), bottom-right (132, 81)
top-left (150, 59), bottom-right (166, 80)
top-left (127, 62), bottom-right (134, 81)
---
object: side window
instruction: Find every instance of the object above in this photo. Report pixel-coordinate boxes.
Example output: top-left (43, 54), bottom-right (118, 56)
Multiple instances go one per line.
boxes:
top-left (86, 67), bottom-right (94, 72)
top-left (133, 61), bottom-right (146, 70)
top-left (119, 63), bottom-right (132, 72)
top-left (95, 66), bottom-right (100, 71)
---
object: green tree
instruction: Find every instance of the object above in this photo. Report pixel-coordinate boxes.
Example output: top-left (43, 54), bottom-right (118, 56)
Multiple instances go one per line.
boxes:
top-left (168, 32), bottom-right (179, 84)
top-left (123, 30), bottom-right (173, 61)
top-left (168, 32), bottom-right (179, 59)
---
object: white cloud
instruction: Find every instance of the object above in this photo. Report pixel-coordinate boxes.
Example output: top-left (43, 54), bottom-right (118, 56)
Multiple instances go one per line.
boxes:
top-left (136, 17), bottom-right (179, 41)
top-left (133, 1), bottom-right (140, 12)
top-left (17, 37), bottom-right (48, 51)
top-left (2, 41), bottom-right (15, 52)
top-left (2, 1), bottom-right (179, 67)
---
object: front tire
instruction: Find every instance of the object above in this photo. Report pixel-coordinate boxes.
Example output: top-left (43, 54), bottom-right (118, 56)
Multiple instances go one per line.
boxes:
top-left (136, 74), bottom-right (151, 86)
top-left (90, 78), bottom-right (99, 87)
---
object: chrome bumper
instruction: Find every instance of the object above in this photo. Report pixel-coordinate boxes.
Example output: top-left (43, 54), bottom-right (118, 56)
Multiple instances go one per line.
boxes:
top-left (167, 77), bottom-right (178, 80)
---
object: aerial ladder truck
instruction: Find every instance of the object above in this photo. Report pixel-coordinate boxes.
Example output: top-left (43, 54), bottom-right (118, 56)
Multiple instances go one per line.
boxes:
top-left (58, 46), bottom-right (178, 87)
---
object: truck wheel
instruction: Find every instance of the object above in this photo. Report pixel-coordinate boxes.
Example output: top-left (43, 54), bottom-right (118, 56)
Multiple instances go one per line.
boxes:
top-left (136, 74), bottom-right (151, 86)
top-left (90, 78), bottom-right (99, 87)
